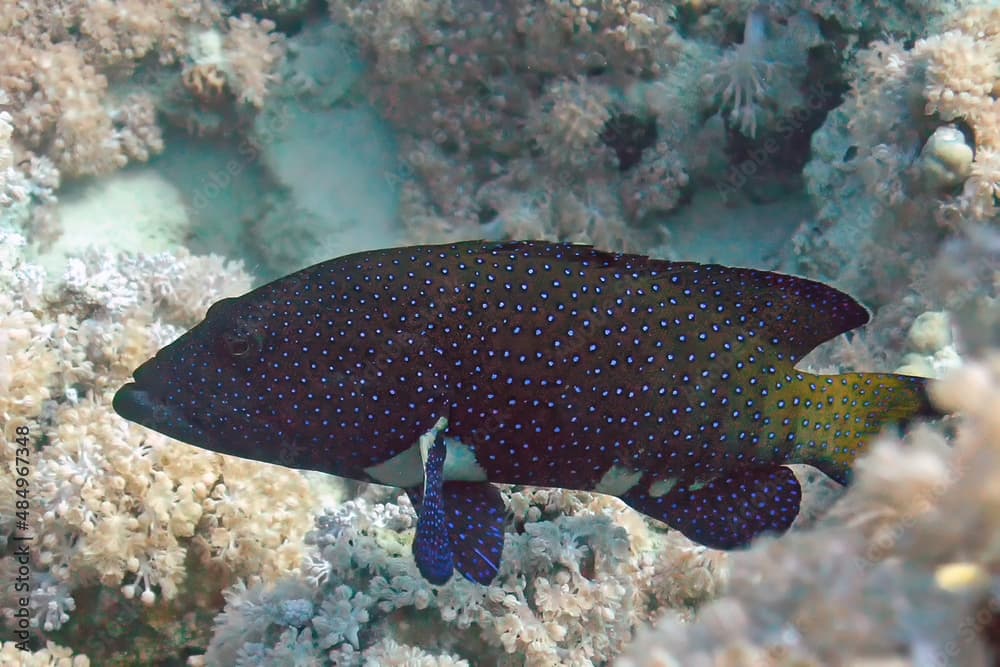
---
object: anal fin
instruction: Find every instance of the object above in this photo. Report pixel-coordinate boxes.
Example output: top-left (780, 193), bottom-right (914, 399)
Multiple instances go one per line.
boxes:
top-left (620, 465), bottom-right (802, 550)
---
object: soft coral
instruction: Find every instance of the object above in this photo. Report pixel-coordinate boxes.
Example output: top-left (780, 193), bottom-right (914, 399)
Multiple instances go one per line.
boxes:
top-left (703, 6), bottom-right (820, 138)
top-left (703, 6), bottom-right (776, 138)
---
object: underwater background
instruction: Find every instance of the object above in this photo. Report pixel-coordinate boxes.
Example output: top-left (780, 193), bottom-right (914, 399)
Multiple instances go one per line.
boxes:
top-left (0, 0), bottom-right (998, 665)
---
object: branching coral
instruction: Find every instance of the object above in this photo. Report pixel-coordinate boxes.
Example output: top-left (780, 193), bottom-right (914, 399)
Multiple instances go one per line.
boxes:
top-left (71, 0), bottom-right (219, 68)
top-left (0, 92), bottom-right (21, 207)
top-left (0, 0), bottom-right (286, 192)
top-left (619, 141), bottom-right (689, 222)
top-left (799, 2), bottom-right (1000, 307)
top-left (360, 638), bottom-right (470, 666)
top-left (514, 0), bottom-right (676, 78)
top-left (329, 0), bottom-right (827, 253)
top-left (0, 640), bottom-right (90, 666)
top-left (0, 290), bottom-right (59, 438)
top-left (0, 240), bottom-right (315, 662)
top-left (199, 484), bottom-right (724, 666)
top-left (222, 14), bottom-right (286, 109)
top-left (0, 0), bottom-right (217, 180)
top-left (528, 78), bottom-right (615, 171)
top-left (13, 41), bottom-right (137, 177)
top-left (330, 0), bottom-right (688, 252)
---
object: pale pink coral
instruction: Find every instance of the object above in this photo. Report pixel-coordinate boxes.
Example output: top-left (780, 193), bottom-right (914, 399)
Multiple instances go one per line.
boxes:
top-left (528, 78), bottom-right (615, 171)
top-left (0, 0), bottom-right (286, 190)
top-left (21, 42), bottom-right (127, 177)
top-left (0, 39), bottom-right (160, 178)
top-left (76, 0), bottom-right (219, 68)
top-left (0, 640), bottom-right (90, 666)
top-left (859, 6), bottom-right (1000, 221)
top-left (0, 94), bottom-right (17, 206)
top-left (222, 14), bottom-right (287, 108)
top-left (0, 246), bottom-right (313, 645)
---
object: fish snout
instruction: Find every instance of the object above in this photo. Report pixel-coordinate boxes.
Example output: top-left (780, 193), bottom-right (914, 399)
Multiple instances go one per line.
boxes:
top-left (112, 381), bottom-right (212, 449)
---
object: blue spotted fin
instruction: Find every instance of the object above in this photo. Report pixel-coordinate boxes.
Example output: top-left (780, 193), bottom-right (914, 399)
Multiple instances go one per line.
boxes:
top-left (789, 372), bottom-right (938, 485)
top-left (412, 421), bottom-right (454, 585)
top-left (408, 482), bottom-right (505, 585)
top-left (621, 466), bottom-right (801, 549)
top-left (410, 419), bottom-right (505, 585)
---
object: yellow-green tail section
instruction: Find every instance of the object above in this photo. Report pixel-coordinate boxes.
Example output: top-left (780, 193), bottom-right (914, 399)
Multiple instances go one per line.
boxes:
top-left (786, 372), bottom-right (940, 484)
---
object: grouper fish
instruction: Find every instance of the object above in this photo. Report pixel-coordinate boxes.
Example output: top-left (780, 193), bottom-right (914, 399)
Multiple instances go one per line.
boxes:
top-left (113, 241), bottom-right (939, 585)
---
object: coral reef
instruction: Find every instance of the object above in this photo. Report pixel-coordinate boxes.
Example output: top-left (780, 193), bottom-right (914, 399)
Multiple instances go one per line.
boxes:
top-left (701, 7), bottom-right (822, 139)
top-left (0, 236), bottom-right (315, 664)
top-left (896, 310), bottom-right (962, 378)
top-left (804, 0), bottom-right (954, 35)
top-left (329, 0), bottom-right (691, 245)
top-left (528, 78), bottom-right (616, 171)
top-left (1, 0), bottom-right (998, 664)
top-left (618, 356), bottom-right (1000, 666)
top-left (197, 486), bottom-right (724, 666)
top-left (798, 2), bottom-right (1000, 310)
top-left (1, 640), bottom-right (90, 666)
top-left (184, 13), bottom-right (287, 112)
top-left (0, 0), bottom-right (286, 201)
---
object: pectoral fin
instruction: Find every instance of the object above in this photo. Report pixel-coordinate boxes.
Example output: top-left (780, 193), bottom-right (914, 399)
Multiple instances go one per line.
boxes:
top-left (619, 465), bottom-right (802, 549)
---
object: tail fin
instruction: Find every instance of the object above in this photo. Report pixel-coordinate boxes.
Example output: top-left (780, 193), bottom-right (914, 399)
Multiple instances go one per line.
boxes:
top-left (796, 372), bottom-right (941, 485)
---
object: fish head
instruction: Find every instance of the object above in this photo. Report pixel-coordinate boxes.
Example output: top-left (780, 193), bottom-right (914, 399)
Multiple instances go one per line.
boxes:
top-left (113, 294), bottom-right (277, 460)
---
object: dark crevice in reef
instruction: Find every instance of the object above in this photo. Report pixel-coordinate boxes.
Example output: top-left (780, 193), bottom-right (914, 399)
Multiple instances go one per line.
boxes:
top-left (601, 111), bottom-right (659, 172)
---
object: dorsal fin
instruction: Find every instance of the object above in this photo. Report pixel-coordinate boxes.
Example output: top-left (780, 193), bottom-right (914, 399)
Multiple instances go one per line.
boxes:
top-left (648, 261), bottom-right (870, 363)
top-left (461, 240), bottom-right (869, 363)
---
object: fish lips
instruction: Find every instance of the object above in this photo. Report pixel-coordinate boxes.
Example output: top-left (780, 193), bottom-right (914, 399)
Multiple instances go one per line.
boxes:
top-left (113, 381), bottom-right (212, 449)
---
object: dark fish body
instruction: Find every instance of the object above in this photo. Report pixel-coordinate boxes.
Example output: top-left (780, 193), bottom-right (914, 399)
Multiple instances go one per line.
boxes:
top-left (114, 241), bottom-right (937, 584)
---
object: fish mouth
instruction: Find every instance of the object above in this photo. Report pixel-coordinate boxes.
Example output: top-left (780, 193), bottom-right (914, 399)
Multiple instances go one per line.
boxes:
top-left (112, 382), bottom-right (212, 448)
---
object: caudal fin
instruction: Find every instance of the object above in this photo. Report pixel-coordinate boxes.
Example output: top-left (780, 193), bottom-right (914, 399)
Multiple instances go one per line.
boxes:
top-left (796, 372), bottom-right (941, 485)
